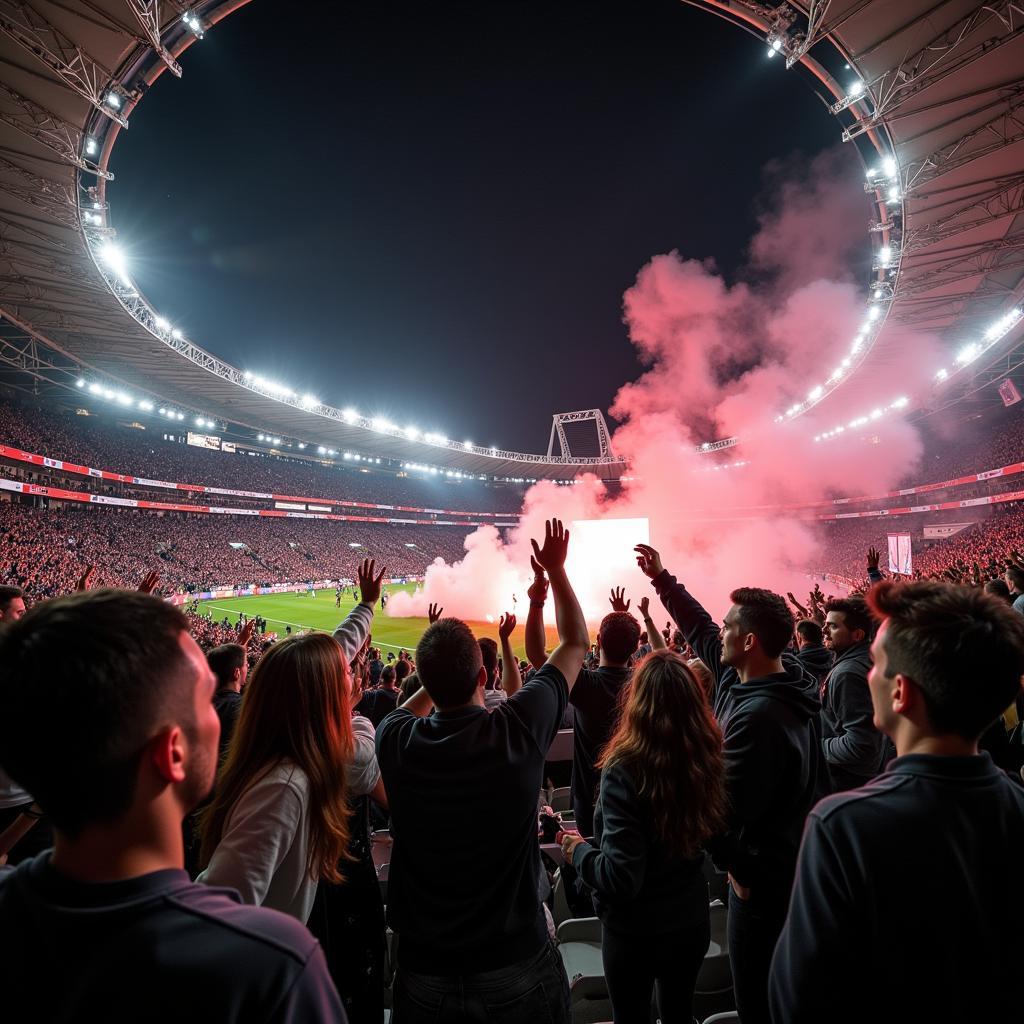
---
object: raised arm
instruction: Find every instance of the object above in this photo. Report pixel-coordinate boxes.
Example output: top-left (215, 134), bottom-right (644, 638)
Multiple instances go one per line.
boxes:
top-left (333, 558), bottom-right (382, 660)
top-left (635, 544), bottom-right (725, 687)
top-left (498, 612), bottom-right (522, 697)
top-left (524, 556), bottom-right (550, 670)
top-left (533, 519), bottom-right (589, 687)
top-left (638, 596), bottom-right (666, 652)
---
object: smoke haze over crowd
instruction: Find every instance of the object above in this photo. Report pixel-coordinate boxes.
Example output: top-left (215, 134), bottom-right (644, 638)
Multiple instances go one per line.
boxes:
top-left (388, 150), bottom-right (936, 623)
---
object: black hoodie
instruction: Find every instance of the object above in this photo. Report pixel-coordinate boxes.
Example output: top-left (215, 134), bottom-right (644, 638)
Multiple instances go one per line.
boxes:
top-left (795, 642), bottom-right (832, 685)
top-left (653, 570), bottom-right (829, 894)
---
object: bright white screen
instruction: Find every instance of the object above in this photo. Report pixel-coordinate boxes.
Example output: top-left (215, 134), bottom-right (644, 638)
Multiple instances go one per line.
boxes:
top-left (567, 518), bottom-right (652, 623)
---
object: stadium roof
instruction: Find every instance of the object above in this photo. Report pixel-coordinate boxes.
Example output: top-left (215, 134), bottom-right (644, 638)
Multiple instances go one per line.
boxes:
top-left (1, 1), bottom-right (1022, 477)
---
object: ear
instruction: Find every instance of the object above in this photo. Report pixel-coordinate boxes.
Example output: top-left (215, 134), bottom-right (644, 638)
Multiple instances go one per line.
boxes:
top-left (852, 628), bottom-right (867, 644)
top-left (891, 673), bottom-right (917, 718)
top-left (743, 633), bottom-right (757, 653)
top-left (476, 665), bottom-right (488, 690)
top-left (149, 726), bottom-right (187, 785)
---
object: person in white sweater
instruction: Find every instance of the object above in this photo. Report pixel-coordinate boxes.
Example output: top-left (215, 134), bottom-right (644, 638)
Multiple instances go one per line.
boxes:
top-left (198, 558), bottom-right (387, 923)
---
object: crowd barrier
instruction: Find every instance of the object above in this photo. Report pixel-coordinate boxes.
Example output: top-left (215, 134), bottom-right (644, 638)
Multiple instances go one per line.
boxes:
top-left (0, 442), bottom-right (522, 519)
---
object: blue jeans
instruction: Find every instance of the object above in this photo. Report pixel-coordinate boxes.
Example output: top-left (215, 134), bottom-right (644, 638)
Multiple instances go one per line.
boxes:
top-left (392, 940), bottom-right (571, 1024)
top-left (727, 886), bottom-right (788, 1024)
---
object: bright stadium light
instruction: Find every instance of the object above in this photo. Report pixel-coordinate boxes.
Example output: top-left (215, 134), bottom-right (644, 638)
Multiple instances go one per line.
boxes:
top-left (405, 426), bottom-right (420, 440)
top-left (878, 246), bottom-right (891, 264)
top-left (935, 368), bottom-right (948, 381)
top-left (328, 449), bottom-right (337, 456)
top-left (956, 343), bottom-right (980, 365)
top-left (808, 385), bottom-right (823, 401)
top-left (154, 317), bottom-right (170, 331)
top-left (342, 408), bottom-right (358, 423)
top-left (882, 156), bottom-right (897, 177)
top-left (138, 400), bottom-right (153, 412)
top-left (887, 186), bottom-right (900, 202)
top-left (84, 137), bottom-right (98, 156)
top-left (868, 306), bottom-right (881, 321)
top-left (171, 328), bottom-right (183, 340)
top-left (257, 433), bottom-right (265, 441)
top-left (104, 92), bottom-right (122, 110)
top-left (848, 80), bottom-right (864, 98)
top-left (873, 288), bottom-right (883, 299)
top-left (176, 412), bottom-right (184, 421)
top-left (195, 417), bottom-right (205, 426)
top-left (100, 243), bottom-right (128, 277)
top-left (300, 394), bottom-right (319, 409)
top-left (76, 378), bottom-right (85, 388)
top-left (183, 10), bottom-right (204, 37)
top-left (317, 446), bottom-right (326, 454)
top-left (272, 437), bottom-right (282, 445)
top-left (297, 442), bottom-right (306, 449)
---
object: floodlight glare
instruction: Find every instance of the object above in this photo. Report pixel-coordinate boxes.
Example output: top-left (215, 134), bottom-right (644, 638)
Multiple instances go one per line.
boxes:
top-left (154, 317), bottom-right (170, 331)
top-left (139, 400), bottom-right (153, 412)
top-left (300, 394), bottom-right (319, 409)
top-left (808, 385), bottom-right (823, 401)
top-left (342, 408), bottom-right (358, 423)
top-left (848, 80), bottom-right (864, 98)
top-left (104, 92), bottom-right (122, 110)
top-left (84, 137), bottom-right (98, 156)
top-left (882, 157), bottom-right (897, 177)
top-left (935, 368), bottom-right (948, 381)
top-left (76, 378), bottom-right (85, 388)
top-left (873, 288), bottom-right (882, 299)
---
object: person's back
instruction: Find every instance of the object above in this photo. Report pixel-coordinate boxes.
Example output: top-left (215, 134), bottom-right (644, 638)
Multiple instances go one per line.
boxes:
top-left (376, 518), bottom-right (588, 1023)
top-left (771, 579), bottom-right (1024, 1023)
top-left (1, 855), bottom-right (339, 1023)
top-left (771, 754), bottom-right (1023, 1022)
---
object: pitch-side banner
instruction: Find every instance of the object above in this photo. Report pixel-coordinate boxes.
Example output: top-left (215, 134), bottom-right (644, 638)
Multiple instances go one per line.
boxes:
top-left (887, 533), bottom-right (913, 576)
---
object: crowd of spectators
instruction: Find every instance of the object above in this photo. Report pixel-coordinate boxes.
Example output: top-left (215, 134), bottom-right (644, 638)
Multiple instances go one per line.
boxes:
top-left (0, 500), bottom-right (471, 600)
top-left (0, 395), bottom-right (527, 514)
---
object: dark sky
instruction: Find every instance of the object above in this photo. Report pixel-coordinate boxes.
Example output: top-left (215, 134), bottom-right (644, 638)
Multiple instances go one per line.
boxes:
top-left (110, 0), bottom-right (843, 452)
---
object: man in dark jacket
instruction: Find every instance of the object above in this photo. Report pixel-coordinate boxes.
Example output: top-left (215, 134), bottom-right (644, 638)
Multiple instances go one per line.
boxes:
top-left (821, 597), bottom-right (891, 791)
top-left (770, 579), bottom-right (1024, 1023)
top-left (635, 545), bottom-right (827, 1024)
top-left (794, 619), bottom-right (831, 685)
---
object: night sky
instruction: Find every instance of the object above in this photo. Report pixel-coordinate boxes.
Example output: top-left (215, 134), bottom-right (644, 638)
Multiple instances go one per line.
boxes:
top-left (110, 0), bottom-right (844, 452)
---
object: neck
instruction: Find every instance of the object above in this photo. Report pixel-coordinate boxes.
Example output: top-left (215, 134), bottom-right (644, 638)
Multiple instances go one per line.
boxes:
top-left (50, 809), bottom-right (185, 884)
top-left (598, 654), bottom-right (628, 669)
top-left (737, 656), bottom-right (785, 683)
top-left (896, 730), bottom-right (979, 758)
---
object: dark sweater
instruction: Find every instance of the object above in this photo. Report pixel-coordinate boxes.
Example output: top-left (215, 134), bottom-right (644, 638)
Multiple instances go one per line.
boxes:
top-left (573, 761), bottom-right (707, 935)
top-left (795, 642), bottom-right (831, 685)
top-left (653, 570), bottom-right (829, 894)
top-left (769, 753), bottom-right (1024, 1023)
top-left (819, 641), bottom-right (891, 787)
top-left (0, 854), bottom-right (344, 1023)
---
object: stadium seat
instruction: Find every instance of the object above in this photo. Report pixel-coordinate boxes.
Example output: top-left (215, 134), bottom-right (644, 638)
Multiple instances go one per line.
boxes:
top-left (556, 917), bottom-right (613, 1023)
top-left (702, 1013), bottom-right (740, 1024)
top-left (694, 901), bottom-right (735, 1021)
top-left (551, 786), bottom-right (572, 813)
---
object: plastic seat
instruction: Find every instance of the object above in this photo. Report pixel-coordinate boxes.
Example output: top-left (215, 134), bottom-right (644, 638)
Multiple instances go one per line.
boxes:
top-left (694, 902), bottom-right (735, 1021)
top-left (702, 1013), bottom-right (740, 1024)
top-left (556, 917), bottom-right (612, 1023)
top-left (551, 787), bottom-right (572, 813)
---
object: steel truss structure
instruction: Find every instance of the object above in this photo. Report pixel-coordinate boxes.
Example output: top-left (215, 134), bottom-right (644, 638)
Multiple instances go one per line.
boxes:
top-left (0, 1), bottom-right (1021, 480)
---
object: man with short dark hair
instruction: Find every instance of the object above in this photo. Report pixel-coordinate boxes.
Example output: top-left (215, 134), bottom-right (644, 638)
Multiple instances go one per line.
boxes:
top-left (376, 520), bottom-right (588, 1022)
top-left (0, 585), bottom-right (26, 622)
top-left (526, 585), bottom-right (640, 839)
top-left (820, 597), bottom-right (889, 792)
top-left (636, 545), bottom-right (826, 1024)
top-left (770, 580), bottom-right (1024, 1023)
top-left (478, 636), bottom-right (507, 709)
top-left (0, 590), bottom-right (344, 1021)
top-left (1005, 564), bottom-right (1024, 613)
top-left (207, 642), bottom-right (248, 763)
top-left (794, 618), bottom-right (830, 685)
top-left (356, 664), bottom-right (400, 728)
top-left (984, 578), bottom-right (1012, 603)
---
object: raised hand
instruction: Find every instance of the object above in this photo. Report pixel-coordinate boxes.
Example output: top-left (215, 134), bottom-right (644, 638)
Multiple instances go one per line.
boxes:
top-left (237, 618), bottom-right (256, 647)
top-left (428, 602), bottom-right (443, 624)
top-left (531, 518), bottom-right (570, 572)
top-left (357, 558), bottom-right (387, 607)
top-left (137, 570), bottom-right (160, 595)
top-left (499, 612), bottom-right (516, 641)
top-left (634, 544), bottom-right (664, 579)
top-left (639, 595), bottom-right (651, 618)
top-left (867, 546), bottom-right (881, 571)
top-left (527, 561), bottom-right (549, 605)
top-left (787, 592), bottom-right (809, 617)
top-left (609, 586), bottom-right (631, 612)
top-left (76, 564), bottom-right (96, 592)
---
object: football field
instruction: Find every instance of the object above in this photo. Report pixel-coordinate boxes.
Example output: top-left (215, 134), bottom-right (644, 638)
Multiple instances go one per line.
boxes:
top-left (202, 584), bottom-right (560, 659)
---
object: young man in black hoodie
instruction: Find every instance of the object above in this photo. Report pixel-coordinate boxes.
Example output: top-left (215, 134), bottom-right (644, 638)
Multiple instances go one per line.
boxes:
top-left (635, 544), bottom-right (827, 1024)
top-left (794, 619), bottom-right (831, 685)
top-left (821, 597), bottom-right (891, 791)
top-left (770, 579), bottom-right (1024, 1023)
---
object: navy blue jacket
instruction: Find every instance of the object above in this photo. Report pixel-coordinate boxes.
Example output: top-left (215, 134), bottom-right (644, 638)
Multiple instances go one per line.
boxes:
top-left (572, 761), bottom-right (708, 936)
top-left (653, 570), bottom-right (828, 894)
top-left (770, 753), bottom-right (1024, 1023)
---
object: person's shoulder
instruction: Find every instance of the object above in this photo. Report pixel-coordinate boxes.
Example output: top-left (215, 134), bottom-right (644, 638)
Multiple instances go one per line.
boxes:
top-left (351, 714), bottom-right (376, 740)
top-left (168, 883), bottom-right (321, 964)
top-left (810, 771), bottom-right (914, 826)
top-left (517, 661), bottom-right (568, 695)
top-left (249, 761), bottom-right (310, 800)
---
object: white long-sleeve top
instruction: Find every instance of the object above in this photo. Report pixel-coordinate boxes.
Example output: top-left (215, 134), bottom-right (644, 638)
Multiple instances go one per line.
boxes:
top-left (197, 604), bottom-right (378, 922)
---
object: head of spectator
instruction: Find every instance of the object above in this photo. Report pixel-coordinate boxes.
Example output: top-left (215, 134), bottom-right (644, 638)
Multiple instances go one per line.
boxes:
top-left (794, 618), bottom-right (824, 649)
top-left (985, 578), bottom-right (1012, 603)
top-left (380, 664), bottom-right (397, 690)
top-left (721, 587), bottom-right (793, 677)
top-left (207, 643), bottom-right (247, 694)
top-left (199, 632), bottom-right (353, 883)
top-left (394, 657), bottom-right (412, 686)
top-left (478, 636), bottom-right (500, 689)
top-left (0, 589), bottom-right (219, 862)
top-left (597, 611), bottom-right (641, 667)
top-left (1004, 564), bottom-right (1024, 597)
top-left (598, 650), bottom-right (727, 858)
top-left (686, 657), bottom-right (715, 702)
top-left (415, 617), bottom-right (485, 711)
top-left (866, 580), bottom-right (1024, 753)
top-left (823, 597), bottom-right (873, 654)
top-left (0, 585), bottom-right (26, 622)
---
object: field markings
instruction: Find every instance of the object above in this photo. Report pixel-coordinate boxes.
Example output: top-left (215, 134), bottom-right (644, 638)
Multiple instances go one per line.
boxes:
top-left (201, 602), bottom-right (414, 650)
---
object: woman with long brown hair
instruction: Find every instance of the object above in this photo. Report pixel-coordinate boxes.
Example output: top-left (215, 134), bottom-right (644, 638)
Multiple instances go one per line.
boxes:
top-left (197, 631), bottom-right (356, 923)
top-left (562, 649), bottom-right (728, 1023)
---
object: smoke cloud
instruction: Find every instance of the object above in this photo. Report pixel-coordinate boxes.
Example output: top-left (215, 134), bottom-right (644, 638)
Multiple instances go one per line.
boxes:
top-left (388, 147), bottom-right (929, 624)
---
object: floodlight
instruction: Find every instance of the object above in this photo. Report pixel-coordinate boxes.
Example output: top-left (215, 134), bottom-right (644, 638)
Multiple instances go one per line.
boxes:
top-left (104, 92), bottom-right (122, 110)
top-left (195, 417), bottom-right (205, 426)
top-left (84, 137), bottom-right (98, 156)
top-left (405, 426), bottom-right (420, 440)
top-left (328, 449), bottom-right (337, 456)
top-left (176, 413), bottom-right (184, 421)
top-left (878, 246), bottom-right (891, 264)
top-left (464, 440), bottom-right (473, 450)
top-left (868, 306), bottom-right (880, 321)
top-left (342, 408), bottom-right (358, 423)
top-left (887, 187), bottom-right (900, 202)
top-left (139, 401), bottom-right (153, 412)
top-left (935, 368), bottom-right (948, 381)
top-left (298, 443), bottom-right (306, 449)
top-left (272, 437), bottom-right (282, 445)
top-left (76, 379), bottom-right (85, 388)
top-left (300, 394), bottom-right (318, 409)
top-left (882, 156), bottom-right (897, 177)
top-left (873, 288), bottom-right (882, 299)
top-left (159, 407), bottom-right (166, 415)
top-left (956, 343), bottom-right (980, 365)
top-left (869, 408), bottom-right (883, 420)
top-left (808, 385), bottom-right (823, 401)
top-left (155, 317), bottom-right (170, 331)
top-left (891, 396), bottom-right (908, 408)
top-left (317, 446), bottom-right (326, 454)
top-left (848, 80), bottom-right (864, 98)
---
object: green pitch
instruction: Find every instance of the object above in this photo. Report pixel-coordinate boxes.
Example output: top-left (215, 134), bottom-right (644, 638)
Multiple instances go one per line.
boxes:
top-left (202, 584), bottom-right (560, 659)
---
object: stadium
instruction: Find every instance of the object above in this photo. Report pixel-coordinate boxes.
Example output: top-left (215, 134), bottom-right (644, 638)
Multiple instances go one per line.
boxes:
top-left (1, 2), bottom-right (1023, 1023)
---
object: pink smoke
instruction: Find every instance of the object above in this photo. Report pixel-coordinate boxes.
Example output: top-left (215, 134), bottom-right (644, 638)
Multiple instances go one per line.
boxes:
top-left (389, 147), bottom-right (929, 624)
